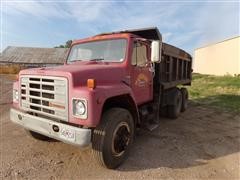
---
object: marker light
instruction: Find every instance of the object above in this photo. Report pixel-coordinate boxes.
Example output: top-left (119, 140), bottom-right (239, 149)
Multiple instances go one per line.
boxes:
top-left (87, 79), bottom-right (96, 89)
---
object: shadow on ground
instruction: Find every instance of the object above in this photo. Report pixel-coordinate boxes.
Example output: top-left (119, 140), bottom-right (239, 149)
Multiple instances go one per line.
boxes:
top-left (119, 102), bottom-right (240, 171)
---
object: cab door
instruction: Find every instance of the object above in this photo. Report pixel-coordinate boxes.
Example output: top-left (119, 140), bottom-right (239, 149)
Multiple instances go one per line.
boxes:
top-left (131, 41), bottom-right (153, 105)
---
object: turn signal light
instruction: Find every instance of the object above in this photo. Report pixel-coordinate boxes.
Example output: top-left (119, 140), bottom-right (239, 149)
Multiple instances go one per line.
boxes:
top-left (87, 79), bottom-right (96, 89)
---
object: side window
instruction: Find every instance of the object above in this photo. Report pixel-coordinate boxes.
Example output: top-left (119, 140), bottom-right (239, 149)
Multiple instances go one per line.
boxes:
top-left (131, 42), bottom-right (147, 67)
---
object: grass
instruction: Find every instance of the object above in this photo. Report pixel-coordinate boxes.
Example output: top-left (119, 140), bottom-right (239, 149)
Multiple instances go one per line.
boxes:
top-left (187, 73), bottom-right (240, 112)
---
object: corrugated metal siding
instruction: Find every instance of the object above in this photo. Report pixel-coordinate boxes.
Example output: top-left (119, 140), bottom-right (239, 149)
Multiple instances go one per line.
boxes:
top-left (0, 46), bottom-right (69, 64)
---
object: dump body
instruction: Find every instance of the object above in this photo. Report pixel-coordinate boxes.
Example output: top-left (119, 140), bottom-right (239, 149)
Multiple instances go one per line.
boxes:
top-left (155, 43), bottom-right (192, 90)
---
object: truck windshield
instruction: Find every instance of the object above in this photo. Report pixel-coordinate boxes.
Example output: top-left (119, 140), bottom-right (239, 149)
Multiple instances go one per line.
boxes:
top-left (67, 39), bottom-right (127, 63)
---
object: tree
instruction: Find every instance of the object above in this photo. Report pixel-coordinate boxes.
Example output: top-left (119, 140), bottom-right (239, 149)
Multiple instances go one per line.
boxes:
top-left (55, 40), bottom-right (72, 48)
top-left (65, 40), bottom-right (72, 48)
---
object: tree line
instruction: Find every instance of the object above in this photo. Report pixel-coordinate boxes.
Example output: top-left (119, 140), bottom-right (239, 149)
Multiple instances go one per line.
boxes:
top-left (54, 40), bottom-right (72, 48)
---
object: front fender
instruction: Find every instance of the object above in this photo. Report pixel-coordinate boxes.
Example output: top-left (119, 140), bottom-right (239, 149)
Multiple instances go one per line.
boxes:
top-left (69, 83), bottom-right (136, 127)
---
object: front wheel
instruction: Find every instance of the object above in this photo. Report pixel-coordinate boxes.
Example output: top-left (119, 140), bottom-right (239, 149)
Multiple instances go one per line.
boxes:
top-left (92, 108), bottom-right (134, 169)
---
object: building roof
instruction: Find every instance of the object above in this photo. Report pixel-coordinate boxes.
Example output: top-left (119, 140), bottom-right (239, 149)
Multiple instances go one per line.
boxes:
top-left (0, 46), bottom-right (69, 64)
top-left (195, 36), bottom-right (240, 51)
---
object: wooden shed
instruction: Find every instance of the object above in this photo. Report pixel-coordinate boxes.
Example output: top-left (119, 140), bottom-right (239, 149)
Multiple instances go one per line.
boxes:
top-left (0, 46), bottom-right (69, 67)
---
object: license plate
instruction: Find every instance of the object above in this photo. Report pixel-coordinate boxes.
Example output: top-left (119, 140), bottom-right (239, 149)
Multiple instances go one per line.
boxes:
top-left (60, 128), bottom-right (75, 142)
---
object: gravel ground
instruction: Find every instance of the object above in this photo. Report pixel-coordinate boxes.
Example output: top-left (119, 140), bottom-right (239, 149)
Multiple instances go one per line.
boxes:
top-left (0, 74), bottom-right (239, 179)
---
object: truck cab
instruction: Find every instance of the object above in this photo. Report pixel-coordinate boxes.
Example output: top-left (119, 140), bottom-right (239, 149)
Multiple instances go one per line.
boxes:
top-left (10, 27), bottom-right (192, 169)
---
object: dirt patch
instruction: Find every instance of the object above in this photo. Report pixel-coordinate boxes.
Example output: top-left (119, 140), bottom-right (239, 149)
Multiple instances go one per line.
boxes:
top-left (0, 74), bottom-right (239, 179)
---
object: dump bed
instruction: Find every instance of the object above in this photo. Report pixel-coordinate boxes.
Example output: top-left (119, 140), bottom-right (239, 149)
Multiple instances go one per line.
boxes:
top-left (155, 43), bottom-right (192, 89)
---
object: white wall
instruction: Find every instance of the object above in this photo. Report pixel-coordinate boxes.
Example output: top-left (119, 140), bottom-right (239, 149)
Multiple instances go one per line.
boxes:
top-left (194, 37), bottom-right (240, 76)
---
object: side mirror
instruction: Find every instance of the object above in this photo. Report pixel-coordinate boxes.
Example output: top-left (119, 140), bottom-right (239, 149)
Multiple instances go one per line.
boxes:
top-left (151, 41), bottom-right (161, 63)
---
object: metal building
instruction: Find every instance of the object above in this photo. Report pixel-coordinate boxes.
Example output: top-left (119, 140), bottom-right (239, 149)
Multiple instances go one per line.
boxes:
top-left (194, 36), bottom-right (240, 76)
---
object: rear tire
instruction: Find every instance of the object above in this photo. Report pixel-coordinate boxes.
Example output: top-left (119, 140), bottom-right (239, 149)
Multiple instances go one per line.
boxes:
top-left (92, 108), bottom-right (134, 169)
top-left (180, 88), bottom-right (188, 112)
top-left (26, 130), bottom-right (51, 141)
top-left (159, 106), bottom-right (168, 117)
top-left (168, 89), bottom-right (182, 119)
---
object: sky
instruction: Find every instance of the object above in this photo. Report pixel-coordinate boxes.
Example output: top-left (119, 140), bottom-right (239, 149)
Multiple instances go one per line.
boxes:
top-left (1, 0), bottom-right (239, 54)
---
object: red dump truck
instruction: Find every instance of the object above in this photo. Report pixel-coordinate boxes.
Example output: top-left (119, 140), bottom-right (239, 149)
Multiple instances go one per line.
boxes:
top-left (11, 27), bottom-right (192, 169)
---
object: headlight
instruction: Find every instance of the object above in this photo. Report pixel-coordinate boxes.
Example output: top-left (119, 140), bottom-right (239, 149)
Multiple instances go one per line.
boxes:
top-left (13, 89), bottom-right (19, 102)
top-left (75, 101), bottom-right (86, 115)
top-left (73, 99), bottom-right (87, 119)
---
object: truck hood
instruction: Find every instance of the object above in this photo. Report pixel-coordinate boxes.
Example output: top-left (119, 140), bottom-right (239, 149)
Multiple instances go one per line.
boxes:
top-left (19, 61), bottom-right (127, 87)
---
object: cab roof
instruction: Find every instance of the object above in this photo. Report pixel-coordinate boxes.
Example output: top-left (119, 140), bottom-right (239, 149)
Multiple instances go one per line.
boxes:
top-left (72, 27), bottom-right (162, 45)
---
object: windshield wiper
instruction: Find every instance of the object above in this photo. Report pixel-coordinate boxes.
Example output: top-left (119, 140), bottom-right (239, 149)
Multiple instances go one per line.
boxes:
top-left (89, 58), bottom-right (104, 61)
top-left (70, 59), bottom-right (82, 62)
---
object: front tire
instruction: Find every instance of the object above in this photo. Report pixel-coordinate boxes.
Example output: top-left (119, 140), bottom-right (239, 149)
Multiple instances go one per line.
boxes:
top-left (92, 108), bottom-right (134, 169)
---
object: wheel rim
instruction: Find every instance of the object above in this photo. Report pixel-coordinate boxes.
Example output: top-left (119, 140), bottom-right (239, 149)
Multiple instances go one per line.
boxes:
top-left (112, 122), bottom-right (131, 157)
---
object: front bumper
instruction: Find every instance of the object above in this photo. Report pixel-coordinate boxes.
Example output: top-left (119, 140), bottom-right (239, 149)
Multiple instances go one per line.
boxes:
top-left (10, 108), bottom-right (91, 147)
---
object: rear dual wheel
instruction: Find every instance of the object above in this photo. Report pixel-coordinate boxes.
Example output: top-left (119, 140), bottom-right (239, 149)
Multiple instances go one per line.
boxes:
top-left (180, 88), bottom-right (188, 112)
top-left (165, 87), bottom-right (188, 119)
top-left (92, 108), bottom-right (134, 169)
top-left (168, 89), bottom-right (183, 118)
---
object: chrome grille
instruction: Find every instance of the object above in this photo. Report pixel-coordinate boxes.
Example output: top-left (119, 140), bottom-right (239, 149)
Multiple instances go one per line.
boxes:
top-left (20, 75), bottom-right (68, 121)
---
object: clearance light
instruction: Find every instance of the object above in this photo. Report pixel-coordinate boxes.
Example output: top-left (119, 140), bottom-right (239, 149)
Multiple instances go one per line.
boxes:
top-left (87, 79), bottom-right (96, 89)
